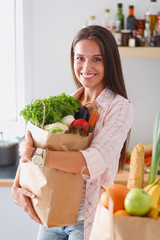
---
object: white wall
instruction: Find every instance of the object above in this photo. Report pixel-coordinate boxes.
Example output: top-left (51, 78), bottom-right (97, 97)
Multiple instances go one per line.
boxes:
top-left (23, 0), bottom-right (160, 148)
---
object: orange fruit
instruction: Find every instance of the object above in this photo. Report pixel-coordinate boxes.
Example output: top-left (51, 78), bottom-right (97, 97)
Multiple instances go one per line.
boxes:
top-left (100, 184), bottom-right (129, 213)
top-left (114, 209), bottom-right (131, 216)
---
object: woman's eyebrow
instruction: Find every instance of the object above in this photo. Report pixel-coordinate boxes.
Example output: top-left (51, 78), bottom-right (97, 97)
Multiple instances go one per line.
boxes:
top-left (75, 53), bottom-right (103, 56)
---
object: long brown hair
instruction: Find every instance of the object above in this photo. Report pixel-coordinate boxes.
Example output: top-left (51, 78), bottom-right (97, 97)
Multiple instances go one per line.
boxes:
top-left (70, 25), bottom-right (130, 170)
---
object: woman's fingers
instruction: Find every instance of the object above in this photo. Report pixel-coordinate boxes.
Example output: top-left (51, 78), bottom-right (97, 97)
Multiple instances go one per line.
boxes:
top-left (22, 188), bottom-right (36, 199)
top-left (19, 188), bottom-right (42, 224)
top-left (26, 130), bottom-right (33, 144)
top-left (23, 199), bottom-right (42, 224)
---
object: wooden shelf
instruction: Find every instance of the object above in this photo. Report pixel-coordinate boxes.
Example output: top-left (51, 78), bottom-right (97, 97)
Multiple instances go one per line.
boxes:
top-left (118, 47), bottom-right (160, 58)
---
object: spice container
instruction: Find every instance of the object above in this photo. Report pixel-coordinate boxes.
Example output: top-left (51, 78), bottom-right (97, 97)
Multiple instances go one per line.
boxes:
top-left (136, 19), bottom-right (145, 35)
top-left (121, 30), bottom-right (132, 46)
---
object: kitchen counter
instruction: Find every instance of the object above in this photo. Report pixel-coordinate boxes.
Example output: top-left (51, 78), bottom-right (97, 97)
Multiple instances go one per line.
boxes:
top-left (114, 168), bottom-right (152, 187)
top-left (0, 163), bottom-right (156, 188)
top-left (0, 159), bottom-right (19, 187)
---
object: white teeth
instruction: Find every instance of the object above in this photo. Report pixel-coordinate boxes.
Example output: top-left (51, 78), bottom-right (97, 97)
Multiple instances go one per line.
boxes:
top-left (82, 73), bottom-right (95, 78)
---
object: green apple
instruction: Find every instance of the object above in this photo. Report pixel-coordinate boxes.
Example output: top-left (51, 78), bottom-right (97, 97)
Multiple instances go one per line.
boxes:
top-left (124, 188), bottom-right (152, 216)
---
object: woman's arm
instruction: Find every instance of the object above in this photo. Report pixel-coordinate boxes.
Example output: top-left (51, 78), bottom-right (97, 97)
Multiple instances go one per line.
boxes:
top-left (46, 150), bottom-right (89, 174)
top-left (20, 131), bottom-right (89, 175)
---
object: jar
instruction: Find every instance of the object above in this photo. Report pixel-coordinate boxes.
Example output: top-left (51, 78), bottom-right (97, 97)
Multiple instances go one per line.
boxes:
top-left (136, 19), bottom-right (145, 35)
top-left (121, 30), bottom-right (132, 46)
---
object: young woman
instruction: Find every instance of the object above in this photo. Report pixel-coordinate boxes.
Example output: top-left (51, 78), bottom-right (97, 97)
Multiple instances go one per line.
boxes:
top-left (12, 25), bottom-right (134, 240)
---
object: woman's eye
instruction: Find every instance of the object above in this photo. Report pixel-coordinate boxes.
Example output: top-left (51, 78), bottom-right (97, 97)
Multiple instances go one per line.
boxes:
top-left (93, 57), bottom-right (102, 62)
top-left (76, 57), bottom-right (83, 61)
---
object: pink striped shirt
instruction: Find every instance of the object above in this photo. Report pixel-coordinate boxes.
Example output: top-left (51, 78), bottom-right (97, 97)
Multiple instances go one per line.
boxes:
top-left (72, 86), bottom-right (134, 240)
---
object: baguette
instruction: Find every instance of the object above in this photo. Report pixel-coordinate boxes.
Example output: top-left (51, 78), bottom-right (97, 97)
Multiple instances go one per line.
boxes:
top-left (127, 143), bottom-right (144, 190)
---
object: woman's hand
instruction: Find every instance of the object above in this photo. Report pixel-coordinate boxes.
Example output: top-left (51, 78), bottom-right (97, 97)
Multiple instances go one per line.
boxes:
top-left (19, 131), bottom-right (35, 161)
top-left (12, 186), bottom-right (42, 224)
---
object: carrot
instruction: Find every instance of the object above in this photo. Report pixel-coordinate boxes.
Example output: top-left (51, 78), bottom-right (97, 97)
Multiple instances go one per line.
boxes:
top-left (88, 109), bottom-right (99, 128)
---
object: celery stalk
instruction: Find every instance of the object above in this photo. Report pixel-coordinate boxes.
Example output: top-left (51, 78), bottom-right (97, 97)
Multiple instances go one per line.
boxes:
top-left (147, 112), bottom-right (160, 185)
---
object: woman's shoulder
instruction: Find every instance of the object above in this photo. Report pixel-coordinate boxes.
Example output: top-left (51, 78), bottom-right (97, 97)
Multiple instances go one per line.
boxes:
top-left (71, 86), bottom-right (84, 99)
top-left (97, 88), bottom-right (133, 110)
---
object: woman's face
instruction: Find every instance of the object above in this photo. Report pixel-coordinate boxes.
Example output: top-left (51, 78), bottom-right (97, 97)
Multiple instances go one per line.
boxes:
top-left (73, 39), bottom-right (105, 90)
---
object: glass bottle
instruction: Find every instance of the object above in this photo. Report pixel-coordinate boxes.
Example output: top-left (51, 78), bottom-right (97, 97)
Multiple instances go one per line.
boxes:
top-left (150, 30), bottom-right (160, 46)
top-left (145, 0), bottom-right (159, 36)
top-left (115, 20), bottom-right (122, 46)
top-left (144, 22), bottom-right (151, 46)
top-left (116, 3), bottom-right (124, 30)
top-left (155, 12), bottom-right (160, 36)
top-left (102, 9), bottom-right (110, 28)
top-left (127, 5), bottom-right (136, 34)
top-left (88, 16), bottom-right (96, 26)
top-left (108, 20), bottom-right (116, 37)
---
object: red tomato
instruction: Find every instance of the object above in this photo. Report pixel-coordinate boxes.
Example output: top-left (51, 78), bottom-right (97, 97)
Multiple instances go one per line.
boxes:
top-left (70, 119), bottom-right (89, 132)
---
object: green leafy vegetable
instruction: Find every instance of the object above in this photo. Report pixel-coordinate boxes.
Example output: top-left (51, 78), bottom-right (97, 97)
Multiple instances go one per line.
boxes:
top-left (20, 93), bottom-right (81, 128)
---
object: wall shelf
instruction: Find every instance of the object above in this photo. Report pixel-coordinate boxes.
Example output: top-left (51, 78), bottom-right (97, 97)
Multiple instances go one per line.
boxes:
top-left (118, 47), bottom-right (160, 58)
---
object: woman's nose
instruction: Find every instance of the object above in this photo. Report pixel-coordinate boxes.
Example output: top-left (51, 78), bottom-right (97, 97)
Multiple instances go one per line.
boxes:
top-left (83, 59), bottom-right (91, 71)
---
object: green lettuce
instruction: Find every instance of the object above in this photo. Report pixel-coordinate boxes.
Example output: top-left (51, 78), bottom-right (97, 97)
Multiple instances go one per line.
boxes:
top-left (20, 93), bottom-right (81, 128)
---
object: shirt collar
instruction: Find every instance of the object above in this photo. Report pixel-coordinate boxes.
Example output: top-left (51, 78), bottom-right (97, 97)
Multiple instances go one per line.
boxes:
top-left (72, 86), bottom-right (114, 110)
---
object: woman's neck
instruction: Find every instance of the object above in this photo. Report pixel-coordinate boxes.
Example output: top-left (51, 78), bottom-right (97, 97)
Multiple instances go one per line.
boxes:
top-left (80, 86), bottom-right (105, 105)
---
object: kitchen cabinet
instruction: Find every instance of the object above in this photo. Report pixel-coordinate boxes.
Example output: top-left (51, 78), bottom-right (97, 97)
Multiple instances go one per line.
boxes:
top-left (118, 47), bottom-right (160, 58)
top-left (0, 187), bottom-right (39, 240)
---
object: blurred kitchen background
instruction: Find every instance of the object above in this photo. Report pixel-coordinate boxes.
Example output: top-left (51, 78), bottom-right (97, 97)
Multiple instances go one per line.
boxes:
top-left (0, 0), bottom-right (160, 239)
top-left (1, 0), bottom-right (160, 149)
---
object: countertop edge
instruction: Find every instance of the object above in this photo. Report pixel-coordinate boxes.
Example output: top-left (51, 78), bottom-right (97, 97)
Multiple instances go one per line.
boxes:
top-left (0, 179), bottom-right (13, 187)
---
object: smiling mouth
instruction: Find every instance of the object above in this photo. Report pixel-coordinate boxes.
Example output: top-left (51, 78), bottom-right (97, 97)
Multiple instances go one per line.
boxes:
top-left (81, 73), bottom-right (96, 78)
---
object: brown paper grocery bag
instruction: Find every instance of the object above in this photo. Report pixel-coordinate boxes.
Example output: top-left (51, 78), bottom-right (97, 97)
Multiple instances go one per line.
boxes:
top-left (20, 162), bottom-right (84, 227)
top-left (27, 121), bottom-right (93, 151)
top-left (89, 201), bottom-right (160, 240)
top-left (19, 121), bottom-right (93, 227)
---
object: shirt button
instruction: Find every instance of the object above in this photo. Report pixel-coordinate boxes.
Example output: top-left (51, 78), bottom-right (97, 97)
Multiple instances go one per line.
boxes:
top-left (88, 202), bottom-right (91, 205)
top-left (90, 182), bottom-right (93, 186)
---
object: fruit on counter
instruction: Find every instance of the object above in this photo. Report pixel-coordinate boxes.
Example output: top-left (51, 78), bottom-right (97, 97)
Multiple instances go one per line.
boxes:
top-left (74, 106), bottom-right (89, 121)
top-left (148, 112), bottom-right (160, 185)
top-left (124, 188), bottom-right (152, 216)
top-left (127, 143), bottom-right (144, 190)
top-left (144, 207), bottom-right (160, 219)
top-left (70, 119), bottom-right (89, 133)
top-left (100, 184), bottom-right (129, 213)
top-left (145, 182), bottom-right (160, 210)
top-left (61, 115), bottom-right (75, 127)
top-left (143, 178), bottom-right (160, 193)
top-left (114, 209), bottom-right (131, 216)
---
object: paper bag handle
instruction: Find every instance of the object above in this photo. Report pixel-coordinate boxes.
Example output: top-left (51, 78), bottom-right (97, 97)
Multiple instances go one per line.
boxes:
top-left (30, 97), bottom-right (46, 129)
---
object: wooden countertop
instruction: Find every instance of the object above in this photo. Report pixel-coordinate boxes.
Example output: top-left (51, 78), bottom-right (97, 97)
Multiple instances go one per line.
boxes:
top-left (0, 179), bottom-right (13, 187)
top-left (114, 169), bottom-right (151, 187)
top-left (0, 166), bottom-right (155, 188)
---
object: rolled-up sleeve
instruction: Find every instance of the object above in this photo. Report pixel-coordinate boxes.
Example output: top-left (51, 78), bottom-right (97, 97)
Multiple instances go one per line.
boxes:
top-left (80, 98), bottom-right (134, 181)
